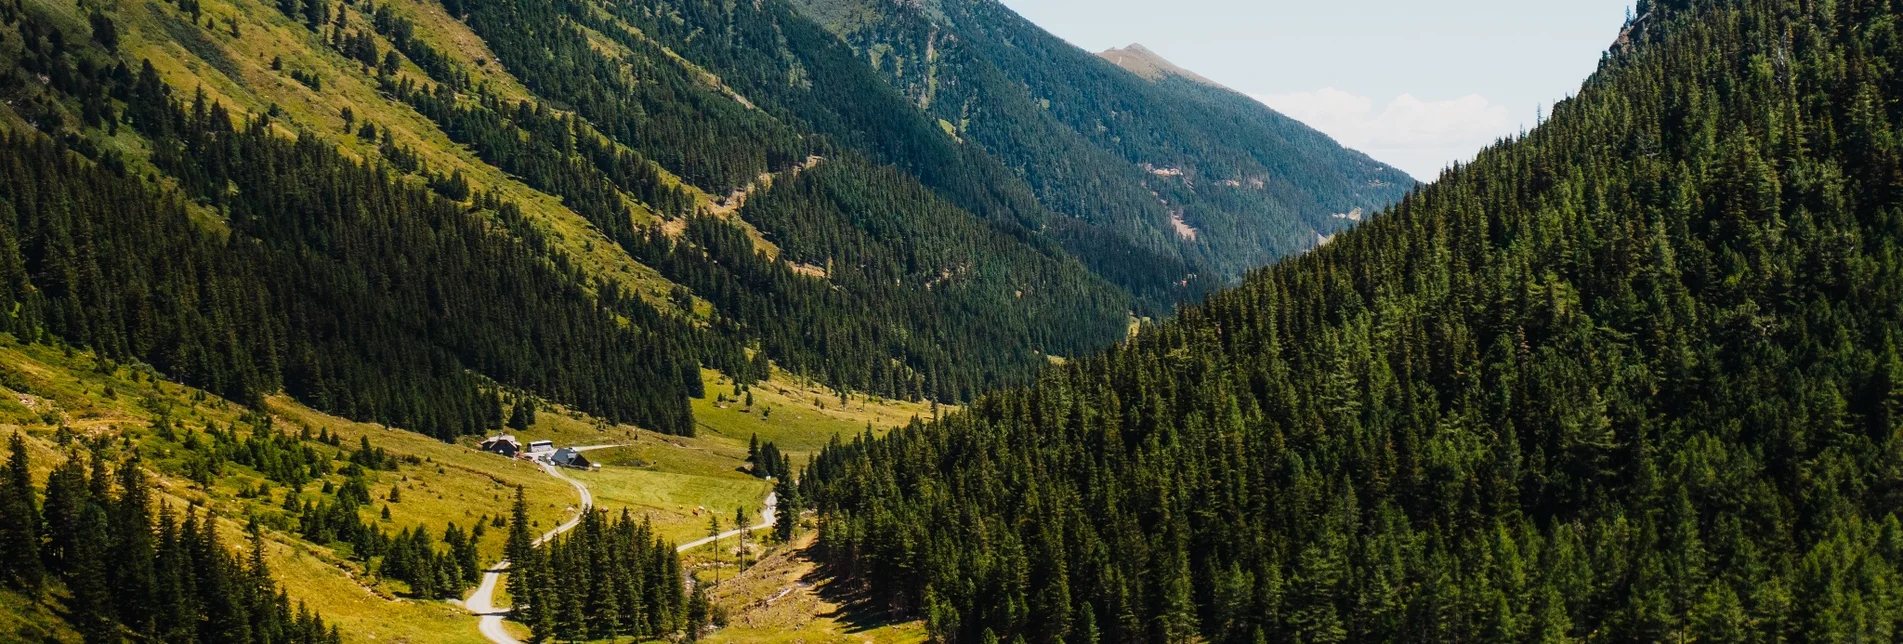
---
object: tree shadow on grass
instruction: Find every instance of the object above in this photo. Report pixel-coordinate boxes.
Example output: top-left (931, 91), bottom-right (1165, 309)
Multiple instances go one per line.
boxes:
top-left (798, 551), bottom-right (908, 635)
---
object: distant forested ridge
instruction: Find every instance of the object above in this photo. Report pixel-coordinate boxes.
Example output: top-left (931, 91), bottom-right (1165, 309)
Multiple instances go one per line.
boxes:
top-left (789, 0), bottom-right (1415, 282)
top-left (804, 0), bottom-right (1903, 642)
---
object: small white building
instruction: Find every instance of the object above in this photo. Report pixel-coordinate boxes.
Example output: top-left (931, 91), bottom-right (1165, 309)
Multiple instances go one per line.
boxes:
top-left (526, 439), bottom-right (555, 455)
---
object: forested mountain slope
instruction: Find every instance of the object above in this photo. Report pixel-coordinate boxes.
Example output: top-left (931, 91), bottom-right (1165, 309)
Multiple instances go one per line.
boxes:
top-left (0, 0), bottom-right (1415, 429)
top-left (804, 1), bottom-right (1903, 642)
top-left (533, 0), bottom-right (1209, 307)
top-left (443, 0), bottom-right (1133, 399)
top-left (789, 0), bottom-right (1416, 281)
top-left (0, 0), bottom-right (1155, 441)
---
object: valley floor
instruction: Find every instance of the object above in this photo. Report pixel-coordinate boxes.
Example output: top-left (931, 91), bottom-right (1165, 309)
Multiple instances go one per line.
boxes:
top-left (0, 339), bottom-right (927, 643)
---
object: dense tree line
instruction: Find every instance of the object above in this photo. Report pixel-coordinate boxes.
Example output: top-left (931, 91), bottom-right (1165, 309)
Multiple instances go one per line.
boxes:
top-left (203, 421), bottom-right (331, 490)
top-left (804, 1), bottom-right (1903, 642)
top-left (358, 1), bottom-right (701, 223)
top-left (0, 434), bottom-right (343, 643)
top-left (399, 84), bottom-right (647, 235)
top-left (503, 487), bottom-right (690, 641)
top-left (394, 83), bottom-right (696, 237)
top-left (291, 477), bottom-right (390, 561)
top-left (366, 3), bottom-right (471, 92)
top-left (275, 0), bottom-right (334, 32)
top-left (0, 6), bottom-right (703, 437)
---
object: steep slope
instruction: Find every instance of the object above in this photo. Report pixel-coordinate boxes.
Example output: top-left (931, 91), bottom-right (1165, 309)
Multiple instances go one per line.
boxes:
top-left (539, 0), bottom-right (1209, 308)
top-left (0, 0), bottom-right (1150, 437)
top-left (806, 1), bottom-right (1903, 642)
top-left (444, 0), bottom-right (1133, 399)
top-left (0, 74), bottom-right (702, 437)
top-left (789, 0), bottom-right (1416, 281)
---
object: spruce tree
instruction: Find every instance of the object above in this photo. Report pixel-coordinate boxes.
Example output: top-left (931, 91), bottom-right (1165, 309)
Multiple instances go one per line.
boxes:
top-left (773, 477), bottom-right (799, 543)
top-left (68, 504), bottom-right (116, 643)
top-left (733, 506), bottom-right (749, 568)
top-left (40, 456), bottom-right (91, 575)
top-left (504, 486), bottom-right (540, 632)
top-left (684, 583), bottom-right (710, 642)
top-left (0, 433), bottom-right (43, 592)
top-left (111, 461), bottom-right (157, 637)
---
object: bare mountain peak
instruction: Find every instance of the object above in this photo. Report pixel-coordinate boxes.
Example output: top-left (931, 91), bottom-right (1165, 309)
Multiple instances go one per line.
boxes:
top-left (1098, 43), bottom-right (1223, 87)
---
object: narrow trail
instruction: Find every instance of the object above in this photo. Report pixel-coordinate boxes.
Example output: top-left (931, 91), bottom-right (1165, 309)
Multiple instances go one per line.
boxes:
top-left (568, 443), bottom-right (625, 452)
top-left (676, 492), bottom-right (776, 552)
top-left (705, 156), bottom-right (824, 217)
top-left (461, 461), bottom-right (774, 644)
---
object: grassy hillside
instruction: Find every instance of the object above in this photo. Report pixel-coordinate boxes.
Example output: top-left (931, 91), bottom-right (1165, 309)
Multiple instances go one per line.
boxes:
top-left (701, 532), bottom-right (929, 644)
top-left (99, 0), bottom-right (689, 310)
top-left (691, 368), bottom-right (937, 462)
top-left (0, 332), bottom-right (927, 642)
top-left (0, 336), bottom-right (570, 642)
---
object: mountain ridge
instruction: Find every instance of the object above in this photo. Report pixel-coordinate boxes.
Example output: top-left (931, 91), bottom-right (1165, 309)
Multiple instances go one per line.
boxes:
top-left (1096, 42), bottom-right (1222, 87)
top-left (788, 0), bottom-right (1416, 281)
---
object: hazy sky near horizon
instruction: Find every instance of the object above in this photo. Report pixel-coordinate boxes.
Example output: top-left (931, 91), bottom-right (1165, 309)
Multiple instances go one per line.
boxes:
top-left (996, 0), bottom-right (1637, 179)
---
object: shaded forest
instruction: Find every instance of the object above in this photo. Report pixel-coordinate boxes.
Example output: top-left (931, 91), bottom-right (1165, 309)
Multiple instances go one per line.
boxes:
top-left (804, 1), bottom-right (1903, 642)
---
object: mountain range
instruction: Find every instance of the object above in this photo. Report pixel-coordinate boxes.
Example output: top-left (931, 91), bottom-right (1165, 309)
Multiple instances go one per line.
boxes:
top-left (4, 0), bottom-right (1899, 642)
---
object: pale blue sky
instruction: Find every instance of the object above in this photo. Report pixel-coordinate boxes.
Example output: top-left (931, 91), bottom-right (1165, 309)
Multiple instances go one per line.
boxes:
top-left (997, 0), bottom-right (1637, 179)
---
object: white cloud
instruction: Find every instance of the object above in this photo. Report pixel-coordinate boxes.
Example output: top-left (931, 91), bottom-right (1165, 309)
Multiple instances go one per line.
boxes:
top-left (1253, 88), bottom-right (1516, 180)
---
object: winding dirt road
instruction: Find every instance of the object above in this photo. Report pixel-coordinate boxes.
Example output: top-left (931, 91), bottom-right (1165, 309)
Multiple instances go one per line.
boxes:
top-left (463, 461), bottom-right (592, 644)
top-left (461, 461), bottom-right (775, 644)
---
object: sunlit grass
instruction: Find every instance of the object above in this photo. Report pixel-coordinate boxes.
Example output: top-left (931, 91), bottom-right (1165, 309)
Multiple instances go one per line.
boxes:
top-left (700, 533), bottom-right (928, 644)
top-left (690, 368), bottom-right (940, 465)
